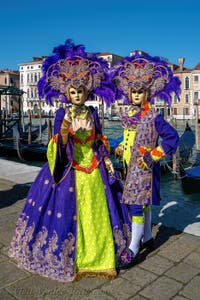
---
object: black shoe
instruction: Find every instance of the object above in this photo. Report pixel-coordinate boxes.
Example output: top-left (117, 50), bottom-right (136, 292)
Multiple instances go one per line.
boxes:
top-left (140, 238), bottom-right (155, 252)
top-left (117, 248), bottom-right (140, 270)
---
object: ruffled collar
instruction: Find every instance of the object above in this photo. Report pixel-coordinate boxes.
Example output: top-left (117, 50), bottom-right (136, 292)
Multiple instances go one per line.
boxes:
top-left (122, 102), bottom-right (151, 128)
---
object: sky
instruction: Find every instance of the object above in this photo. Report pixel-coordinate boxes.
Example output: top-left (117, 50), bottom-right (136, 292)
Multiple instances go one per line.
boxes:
top-left (1, 0), bottom-right (200, 70)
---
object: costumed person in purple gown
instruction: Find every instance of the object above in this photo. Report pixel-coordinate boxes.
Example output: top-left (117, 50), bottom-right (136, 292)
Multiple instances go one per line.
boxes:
top-left (111, 52), bottom-right (181, 269)
top-left (8, 39), bottom-right (131, 282)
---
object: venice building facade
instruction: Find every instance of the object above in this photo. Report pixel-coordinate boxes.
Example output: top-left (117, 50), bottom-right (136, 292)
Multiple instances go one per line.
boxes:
top-left (11, 51), bottom-right (200, 121)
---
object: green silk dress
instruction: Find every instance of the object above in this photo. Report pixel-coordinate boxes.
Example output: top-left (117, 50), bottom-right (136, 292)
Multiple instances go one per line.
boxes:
top-left (73, 129), bottom-right (116, 277)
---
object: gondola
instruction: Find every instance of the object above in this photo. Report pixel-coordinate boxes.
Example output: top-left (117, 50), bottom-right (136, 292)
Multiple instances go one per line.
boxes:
top-left (179, 122), bottom-right (195, 163)
top-left (1, 122), bottom-right (48, 143)
top-left (0, 122), bottom-right (48, 161)
top-left (179, 161), bottom-right (200, 194)
top-left (178, 122), bottom-right (200, 194)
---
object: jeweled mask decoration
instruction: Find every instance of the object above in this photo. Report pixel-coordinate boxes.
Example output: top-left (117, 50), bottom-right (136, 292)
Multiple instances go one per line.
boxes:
top-left (46, 56), bottom-right (104, 94)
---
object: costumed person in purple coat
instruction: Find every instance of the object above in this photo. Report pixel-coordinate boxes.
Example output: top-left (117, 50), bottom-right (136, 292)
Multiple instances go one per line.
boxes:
top-left (111, 52), bottom-right (181, 269)
top-left (8, 40), bottom-right (131, 282)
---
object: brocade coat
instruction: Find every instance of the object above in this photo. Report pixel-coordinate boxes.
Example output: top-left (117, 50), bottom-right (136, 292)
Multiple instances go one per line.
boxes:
top-left (121, 109), bottom-right (179, 206)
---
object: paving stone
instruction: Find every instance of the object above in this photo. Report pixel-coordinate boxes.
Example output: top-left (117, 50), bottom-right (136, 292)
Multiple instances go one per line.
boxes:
top-left (81, 289), bottom-right (115, 300)
top-left (0, 289), bottom-right (16, 300)
top-left (158, 240), bottom-right (195, 262)
top-left (172, 296), bottom-right (189, 300)
top-left (0, 246), bottom-right (10, 257)
top-left (139, 255), bottom-right (174, 275)
top-left (0, 261), bottom-right (29, 288)
top-left (42, 285), bottom-right (90, 300)
top-left (165, 262), bottom-right (199, 283)
top-left (0, 204), bottom-right (20, 216)
top-left (0, 253), bottom-right (8, 263)
top-left (0, 211), bottom-right (19, 226)
top-left (120, 265), bottom-right (157, 287)
top-left (15, 199), bottom-right (26, 209)
top-left (73, 276), bottom-right (110, 291)
top-left (179, 275), bottom-right (200, 300)
top-left (196, 247), bottom-right (200, 253)
top-left (1, 171), bottom-right (200, 300)
top-left (178, 233), bottom-right (200, 247)
top-left (140, 276), bottom-right (183, 300)
top-left (102, 277), bottom-right (141, 300)
top-left (128, 295), bottom-right (147, 300)
top-left (153, 225), bottom-right (183, 249)
top-left (6, 274), bottom-right (66, 300)
top-left (0, 181), bottom-right (30, 209)
top-left (183, 251), bottom-right (200, 268)
top-left (0, 222), bottom-right (16, 247)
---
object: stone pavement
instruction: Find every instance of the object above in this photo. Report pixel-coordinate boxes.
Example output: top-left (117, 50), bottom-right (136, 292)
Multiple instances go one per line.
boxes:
top-left (0, 159), bottom-right (200, 299)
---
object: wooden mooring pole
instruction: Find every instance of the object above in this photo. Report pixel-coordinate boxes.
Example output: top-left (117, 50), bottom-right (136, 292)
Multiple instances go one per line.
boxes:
top-left (171, 117), bottom-right (178, 180)
top-left (194, 102), bottom-right (200, 152)
top-left (47, 118), bottom-right (52, 143)
top-left (28, 111), bottom-right (32, 144)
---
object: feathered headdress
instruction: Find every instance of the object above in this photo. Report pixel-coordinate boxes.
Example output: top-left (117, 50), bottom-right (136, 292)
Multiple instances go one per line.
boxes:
top-left (38, 39), bottom-right (115, 106)
top-left (111, 52), bottom-right (181, 105)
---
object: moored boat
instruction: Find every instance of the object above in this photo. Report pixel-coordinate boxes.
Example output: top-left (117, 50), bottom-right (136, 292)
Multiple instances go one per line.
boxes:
top-left (179, 162), bottom-right (200, 194)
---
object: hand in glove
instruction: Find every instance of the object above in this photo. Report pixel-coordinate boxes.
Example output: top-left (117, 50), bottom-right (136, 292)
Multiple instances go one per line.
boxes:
top-left (136, 156), bottom-right (150, 171)
top-left (137, 152), bottom-right (154, 171)
top-left (60, 112), bottom-right (72, 147)
top-left (115, 144), bottom-right (124, 158)
top-left (104, 157), bottom-right (115, 174)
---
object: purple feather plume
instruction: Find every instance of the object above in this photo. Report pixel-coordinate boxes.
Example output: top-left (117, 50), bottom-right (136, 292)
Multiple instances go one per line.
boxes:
top-left (38, 39), bottom-right (115, 107)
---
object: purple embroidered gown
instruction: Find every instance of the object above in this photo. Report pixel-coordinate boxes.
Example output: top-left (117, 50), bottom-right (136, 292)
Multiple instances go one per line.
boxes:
top-left (8, 106), bottom-right (131, 282)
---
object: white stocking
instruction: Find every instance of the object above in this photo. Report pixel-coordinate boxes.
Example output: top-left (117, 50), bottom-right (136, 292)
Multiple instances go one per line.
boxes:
top-left (129, 222), bottom-right (144, 256)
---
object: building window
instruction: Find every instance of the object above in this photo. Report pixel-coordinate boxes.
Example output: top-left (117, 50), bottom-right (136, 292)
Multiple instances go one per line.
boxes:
top-left (174, 96), bottom-right (178, 104)
top-left (194, 75), bottom-right (198, 82)
top-left (183, 107), bottom-right (189, 116)
top-left (185, 94), bottom-right (189, 103)
top-left (185, 77), bottom-right (190, 89)
top-left (173, 108), bottom-right (177, 115)
top-left (194, 91), bottom-right (198, 101)
top-left (20, 74), bottom-right (23, 84)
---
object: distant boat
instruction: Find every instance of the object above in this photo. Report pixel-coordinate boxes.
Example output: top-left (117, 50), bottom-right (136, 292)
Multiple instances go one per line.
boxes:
top-left (108, 115), bottom-right (122, 121)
